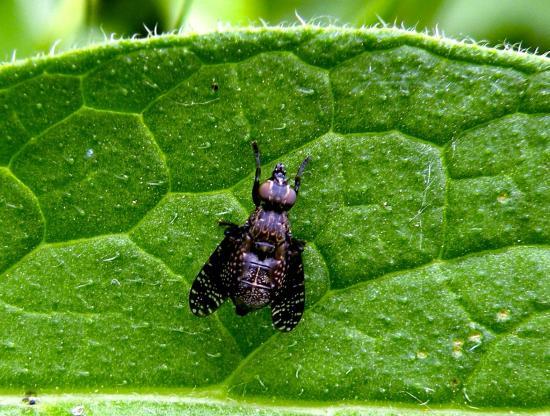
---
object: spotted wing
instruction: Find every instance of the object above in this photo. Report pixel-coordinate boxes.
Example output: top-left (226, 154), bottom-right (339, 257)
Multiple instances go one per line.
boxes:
top-left (189, 234), bottom-right (237, 316)
top-left (270, 240), bottom-right (305, 332)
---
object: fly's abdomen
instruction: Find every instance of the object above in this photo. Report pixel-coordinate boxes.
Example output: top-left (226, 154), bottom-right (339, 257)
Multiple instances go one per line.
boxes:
top-left (235, 251), bottom-right (284, 309)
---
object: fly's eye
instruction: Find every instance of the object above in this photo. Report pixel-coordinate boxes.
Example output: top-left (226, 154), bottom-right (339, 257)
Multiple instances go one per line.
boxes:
top-left (259, 182), bottom-right (273, 201)
top-left (282, 187), bottom-right (297, 207)
top-left (254, 241), bottom-right (275, 254)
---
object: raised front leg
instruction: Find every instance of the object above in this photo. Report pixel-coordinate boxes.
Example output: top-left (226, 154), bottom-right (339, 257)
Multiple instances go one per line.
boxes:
top-left (252, 141), bottom-right (262, 206)
top-left (293, 155), bottom-right (311, 196)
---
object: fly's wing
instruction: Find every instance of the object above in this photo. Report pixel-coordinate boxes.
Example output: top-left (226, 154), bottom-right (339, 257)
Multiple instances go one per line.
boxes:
top-left (189, 233), bottom-right (239, 317)
top-left (270, 239), bottom-right (305, 332)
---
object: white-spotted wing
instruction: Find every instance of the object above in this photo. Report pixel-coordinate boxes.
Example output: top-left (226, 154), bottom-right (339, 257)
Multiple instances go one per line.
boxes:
top-left (270, 239), bottom-right (305, 331)
top-left (189, 234), bottom-right (237, 316)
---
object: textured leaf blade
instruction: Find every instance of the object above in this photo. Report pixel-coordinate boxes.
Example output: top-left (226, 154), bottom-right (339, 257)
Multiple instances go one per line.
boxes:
top-left (0, 28), bottom-right (548, 414)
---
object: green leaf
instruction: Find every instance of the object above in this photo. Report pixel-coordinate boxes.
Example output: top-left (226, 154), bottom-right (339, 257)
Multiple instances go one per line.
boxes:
top-left (0, 28), bottom-right (548, 415)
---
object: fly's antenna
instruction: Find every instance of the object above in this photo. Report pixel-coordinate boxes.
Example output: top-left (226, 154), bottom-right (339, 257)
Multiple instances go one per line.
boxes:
top-left (294, 155), bottom-right (311, 195)
top-left (252, 141), bottom-right (262, 206)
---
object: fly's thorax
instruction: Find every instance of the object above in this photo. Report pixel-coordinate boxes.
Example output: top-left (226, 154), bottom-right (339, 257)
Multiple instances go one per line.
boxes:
top-left (249, 208), bottom-right (289, 244)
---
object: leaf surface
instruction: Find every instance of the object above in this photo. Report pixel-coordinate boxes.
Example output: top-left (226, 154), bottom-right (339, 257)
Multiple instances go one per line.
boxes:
top-left (0, 28), bottom-right (548, 415)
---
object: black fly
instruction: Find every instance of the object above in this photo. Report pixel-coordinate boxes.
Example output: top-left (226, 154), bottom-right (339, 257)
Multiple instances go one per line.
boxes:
top-left (189, 142), bottom-right (310, 331)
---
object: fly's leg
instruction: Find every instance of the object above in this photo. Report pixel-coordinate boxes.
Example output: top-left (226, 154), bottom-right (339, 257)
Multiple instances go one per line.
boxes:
top-left (218, 220), bottom-right (243, 238)
top-left (218, 220), bottom-right (239, 228)
top-left (252, 141), bottom-right (262, 206)
top-left (293, 155), bottom-right (311, 196)
top-left (290, 237), bottom-right (306, 253)
top-left (236, 303), bottom-right (252, 316)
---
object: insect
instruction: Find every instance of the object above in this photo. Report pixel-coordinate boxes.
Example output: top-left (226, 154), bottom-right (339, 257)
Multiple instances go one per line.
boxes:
top-left (189, 141), bottom-right (311, 331)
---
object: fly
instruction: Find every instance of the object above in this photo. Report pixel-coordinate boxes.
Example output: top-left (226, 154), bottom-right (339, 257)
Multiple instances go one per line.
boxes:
top-left (189, 141), bottom-right (310, 331)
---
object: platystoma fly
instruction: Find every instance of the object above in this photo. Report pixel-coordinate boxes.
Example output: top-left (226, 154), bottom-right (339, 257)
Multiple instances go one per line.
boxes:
top-left (189, 142), bottom-right (310, 331)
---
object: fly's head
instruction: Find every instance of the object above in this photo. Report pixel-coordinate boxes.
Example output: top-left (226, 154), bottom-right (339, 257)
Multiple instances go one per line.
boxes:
top-left (252, 141), bottom-right (310, 213)
top-left (272, 163), bottom-right (287, 185)
top-left (258, 164), bottom-right (296, 211)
